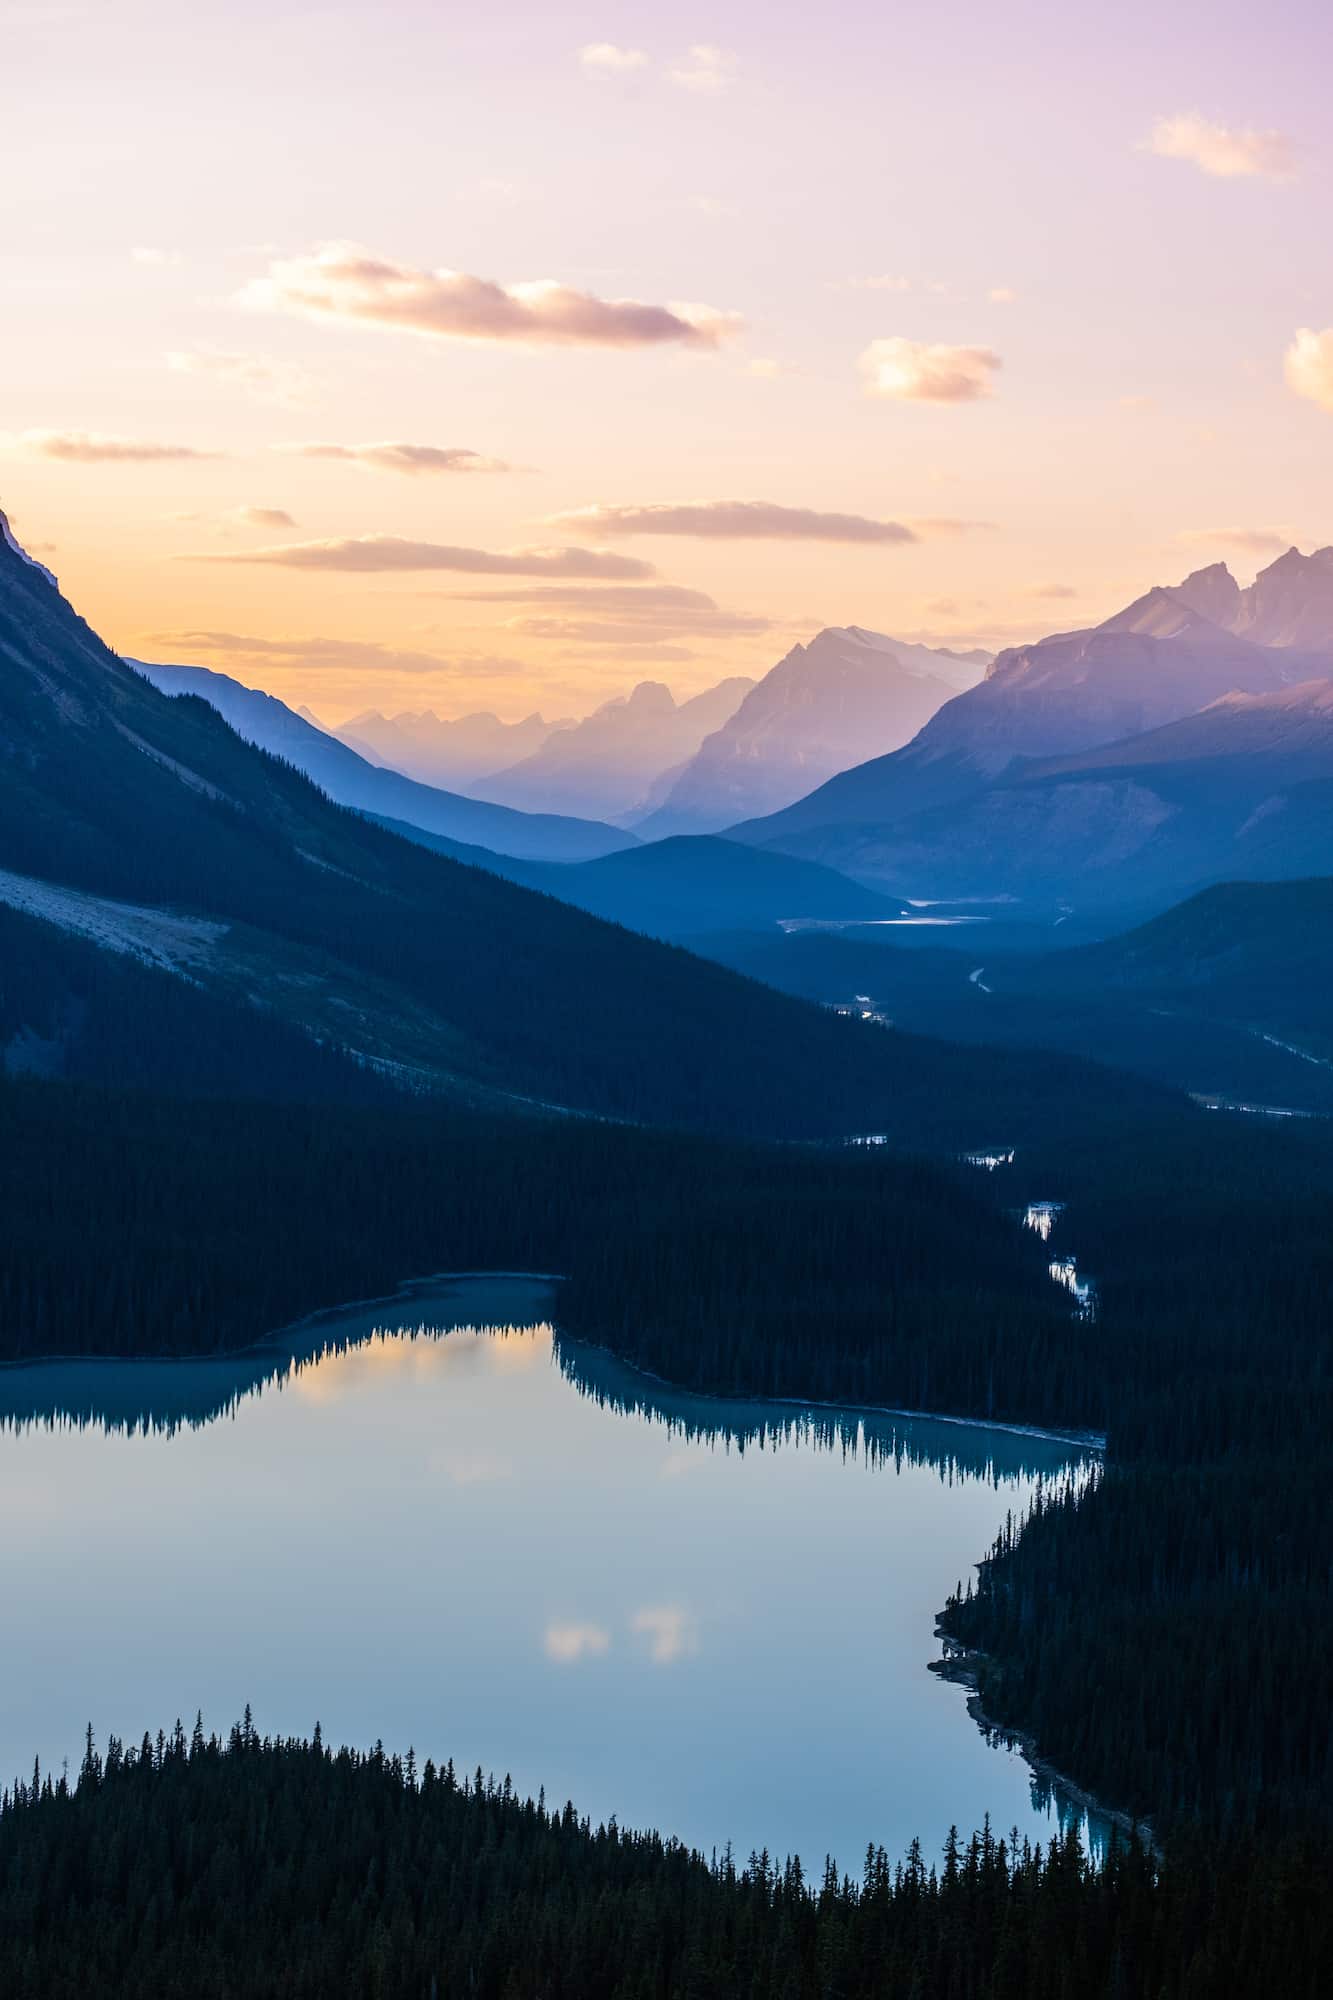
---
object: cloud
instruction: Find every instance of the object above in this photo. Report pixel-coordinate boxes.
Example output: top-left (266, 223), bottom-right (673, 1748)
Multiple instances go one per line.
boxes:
top-left (240, 243), bottom-right (741, 349)
top-left (233, 506), bottom-right (297, 529)
top-left (278, 441), bottom-right (511, 475)
top-left (631, 1605), bottom-right (698, 1664)
top-left (860, 339), bottom-right (1001, 403)
top-left (544, 1621), bottom-right (611, 1664)
top-left (166, 344), bottom-right (316, 406)
top-left (1285, 328), bottom-right (1333, 414)
top-left (506, 613), bottom-right (766, 643)
top-left (453, 581), bottom-right (769, 642)
top-left (550, 500), bottom-right (915, 544)
top-left (908, 516), bottom-right (996, 536)
top-left (563, 642), bottom-right (697, 662)
top-left (16, 430), bottom-right (216, 463)
top-left (457, 582), bottom-right (720, 612)
top-left (989, 286), bottom-right (1017, 304)
top-left (669, 44), bottom-right (736, 94)
top-left (1145, 112), bottom-right (1297, 182)
top-left (1029, 582), bottom-right (1080, 599)
top-left (1176, 527), bottom-right (1292, 555)
top-left (1118, 394), bottom-right (1155, 411)
top-left (196, 536), bottom-right (656, 578)
top-left (147, 629), bottom-right (522, 678)
top-left (580, 42), bottom-right (646, 74)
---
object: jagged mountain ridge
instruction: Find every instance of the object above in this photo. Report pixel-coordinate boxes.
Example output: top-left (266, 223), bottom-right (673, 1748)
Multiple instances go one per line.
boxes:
top-left (471, 675), bottom-right (756, 822)
top-left (631, 626), bottom-right (987, 837)
top-left (734, 550), bottom-right (1333, 890)
top-left (335, 706), bottom-right (570, 790)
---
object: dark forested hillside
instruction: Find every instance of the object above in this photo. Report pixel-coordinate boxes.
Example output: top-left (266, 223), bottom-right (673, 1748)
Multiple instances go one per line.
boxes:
top-left (2, 1722), bottom-right (1328, 2000)
top-left (0, 1072), bottom-right (1059, 1366)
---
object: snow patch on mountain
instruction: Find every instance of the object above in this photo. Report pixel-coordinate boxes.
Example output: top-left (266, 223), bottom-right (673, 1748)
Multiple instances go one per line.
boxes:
top-left (0, 866), bottom-right (226, 972)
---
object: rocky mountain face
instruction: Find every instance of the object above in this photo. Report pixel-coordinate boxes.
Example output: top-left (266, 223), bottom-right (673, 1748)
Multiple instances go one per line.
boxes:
top-left (471, 676), bottom-right (755, 823)
top-left (631, 627), bottom-right (987, 837)
top-left (736, 551), bottom-right (1333, 887)
top-left (334, 707), bottom-right (568, 790)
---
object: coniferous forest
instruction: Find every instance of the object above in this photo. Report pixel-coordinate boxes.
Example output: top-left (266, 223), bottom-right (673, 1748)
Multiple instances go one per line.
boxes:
top-left (3, 1719), bottom-right (1330, 2000)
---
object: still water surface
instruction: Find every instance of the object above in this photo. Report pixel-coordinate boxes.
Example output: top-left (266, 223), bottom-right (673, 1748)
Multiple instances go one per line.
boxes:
top-left (0, 1277), bottom-right (1099, 1870)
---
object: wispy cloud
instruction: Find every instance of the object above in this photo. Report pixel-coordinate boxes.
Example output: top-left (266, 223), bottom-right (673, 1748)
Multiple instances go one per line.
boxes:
top-left (908, 516), bottom-right (996, 536)
top-left (544, 1621), bottom-right (611, 1664)
top-left (167, 345), bottom-right (316, 407)
top-left (454, 580), bottom-right (769, 642)
top-left (1285, 328), bottom-right (1333, 414)
top-left (506, 612), bottom-right (766, 643)
top-left (1145, 112), bottom-right (1298, 182)
top-left (233, 506), bottom-right (297, 529)
top-left (15, 429), bottom-right (218, 463)
top-left (457, 583), bottom-right (722, 612)
top-left (239, 243), bottom-right (742, 349)
top-left (146, 629), bottom-right (522, 678)
top-left (860, 339), bottom-right (1001, 403)
top-left (989, 286), bottom-right (1017, 304)
top-left (631, 1605), bottom-right (698, 1664)
top-left (195, 535), bottom-right (656, 578)
top-left (669, 45), bottom-right (736, 94)
top-left (549, 500), bottom-right (916, 543)
top-left (1029, 582), bottom-right (1080, 599)
top-left (1176, 527), bottom-right (1292, 555)
top-left (579, 42), bottom-right (647, 74)
top-left (277, 441), bottom-right (512, 475)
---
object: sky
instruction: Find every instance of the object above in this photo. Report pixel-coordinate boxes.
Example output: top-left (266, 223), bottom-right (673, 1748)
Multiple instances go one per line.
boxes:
top-left (3, 0), bottom-right (1332, 723)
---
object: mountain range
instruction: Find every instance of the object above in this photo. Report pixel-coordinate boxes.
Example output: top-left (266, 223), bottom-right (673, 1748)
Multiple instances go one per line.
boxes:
top-left (736, 550), bottom-right (1333, 908)
top-left (471, 675), bottom-right (755, 822)
top-left (630, 626), bottom-right (988, 837)
top-left (336, 706), bottom-right (569, 790)
top-left (1, 509), bottom-right (1148, 1147)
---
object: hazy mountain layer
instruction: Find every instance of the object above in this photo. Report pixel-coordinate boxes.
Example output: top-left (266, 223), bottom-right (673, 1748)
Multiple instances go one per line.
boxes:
top-left (133, 661), bottom-right (633, 863)
top-left (335, 706), bottom-right (569, 789)
top-left (472, 676), bottom-right (754, 821)
top-left (632, 627), bottom-right (986, 837)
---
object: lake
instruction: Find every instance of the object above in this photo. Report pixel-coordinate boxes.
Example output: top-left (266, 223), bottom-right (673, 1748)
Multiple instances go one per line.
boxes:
top-left (0, 1276), bottom-right (1102, 1872)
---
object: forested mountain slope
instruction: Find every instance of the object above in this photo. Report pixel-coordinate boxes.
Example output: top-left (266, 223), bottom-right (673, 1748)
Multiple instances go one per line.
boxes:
top-left (134, 658), bottom-right (632, 862)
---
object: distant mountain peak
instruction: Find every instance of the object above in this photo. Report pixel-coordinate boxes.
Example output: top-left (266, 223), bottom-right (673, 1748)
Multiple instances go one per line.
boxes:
top-left (625, 680), bottom-right (677, 712)
top-left (1173, 561), bottom-right (1241, 629)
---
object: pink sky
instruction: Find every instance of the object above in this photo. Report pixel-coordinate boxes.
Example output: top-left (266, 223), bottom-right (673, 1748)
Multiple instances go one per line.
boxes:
top-left (3, 0), bottom-right (1331, 720)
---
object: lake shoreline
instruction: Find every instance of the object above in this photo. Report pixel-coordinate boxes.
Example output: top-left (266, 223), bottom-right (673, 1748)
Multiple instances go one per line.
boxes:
top-left (557, 1329), bottom-right (1107, 1454)
top-left (928, 1634), bottom-right (1159, 1858)
top-left (0, 1271), bottom-right (1107, 1456)
top-left (0, 1270), bottom-right (568, 1376)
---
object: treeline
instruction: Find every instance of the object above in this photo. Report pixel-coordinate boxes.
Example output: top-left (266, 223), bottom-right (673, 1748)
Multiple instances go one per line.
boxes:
top-left (3, 1722), bottom-right (1329, 2000)
top-left (0, 1073), bottom-right (1055, 1367)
